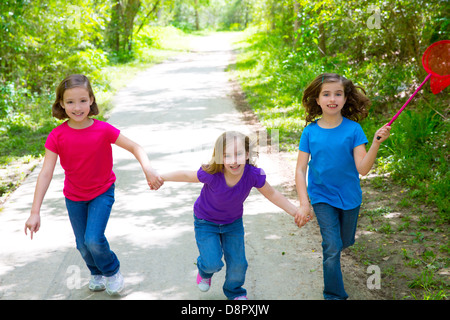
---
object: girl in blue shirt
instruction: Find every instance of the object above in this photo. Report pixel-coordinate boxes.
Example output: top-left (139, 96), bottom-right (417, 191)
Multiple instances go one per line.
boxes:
top-left (295, 73), bottom-right (391, 300)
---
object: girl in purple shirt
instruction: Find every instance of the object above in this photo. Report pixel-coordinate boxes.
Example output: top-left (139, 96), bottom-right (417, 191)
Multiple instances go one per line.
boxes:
top-left (162, 131), bottom-right (310, 300)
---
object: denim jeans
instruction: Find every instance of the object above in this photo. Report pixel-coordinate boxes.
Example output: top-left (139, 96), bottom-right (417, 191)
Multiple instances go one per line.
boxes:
top-left (194, 215), bottom-right (248, 299)
top-left (312, 202), bottom-right (360, 300)
top-left (65, 184), bottom-right (120, 277)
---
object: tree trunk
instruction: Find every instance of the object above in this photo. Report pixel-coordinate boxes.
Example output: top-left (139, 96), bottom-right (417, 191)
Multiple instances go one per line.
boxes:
top-left (293, 0), bottom-right (300, 47)
top-left (194, 0), bottom-right (200, 30)
top-left (318, 22), bottom-right (326, 56)
top-left (123, 0), bottom-right (141, 53)
top-left (107, 0), bottom-right (141, 57)
top-left (317, 5), bottom-right (326, 57)
top-left (107, 0), bottom-right (122, 53)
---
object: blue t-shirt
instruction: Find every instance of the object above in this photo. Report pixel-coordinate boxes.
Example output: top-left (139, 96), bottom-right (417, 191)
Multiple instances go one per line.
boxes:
top-left (299, 117), bottom-right (368, 210)
top-left (194, 164), bottom-right (266, 224)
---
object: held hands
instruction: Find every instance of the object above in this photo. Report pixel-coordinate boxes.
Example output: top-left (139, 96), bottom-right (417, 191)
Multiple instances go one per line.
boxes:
top-left (144, 166), bottom-right (164, 190)
top-left (294, 205), bottom-right (313, 228)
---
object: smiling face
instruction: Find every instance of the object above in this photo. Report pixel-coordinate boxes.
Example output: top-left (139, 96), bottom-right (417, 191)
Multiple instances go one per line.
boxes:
top-left (223, 137), bottom-right (248, 177)
top-left (61, 87), bottom-right (94, 127)
top-left (315, 82), bottom-right (347, 117)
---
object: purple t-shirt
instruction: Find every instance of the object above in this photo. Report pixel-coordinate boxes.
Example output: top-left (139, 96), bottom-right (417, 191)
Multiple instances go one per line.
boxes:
top-left (194, 164), bottom-right (266, 224)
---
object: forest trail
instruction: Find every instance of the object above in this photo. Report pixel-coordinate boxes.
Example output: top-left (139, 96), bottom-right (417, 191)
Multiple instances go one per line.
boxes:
top-left (0, 33), bottom-right (377, 300)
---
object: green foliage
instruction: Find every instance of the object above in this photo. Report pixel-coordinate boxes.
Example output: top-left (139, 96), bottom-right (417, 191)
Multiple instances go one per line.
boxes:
top-left (1, 0), bottom-right (109, 90)
top-left (374, 107), bottom-right (449, 222)
top-left (408, 269), bottom-right (448, 300)
top-left (0, 0), bottom-right (191, 198)
top-left (133, 25), bottom-right (191, 61)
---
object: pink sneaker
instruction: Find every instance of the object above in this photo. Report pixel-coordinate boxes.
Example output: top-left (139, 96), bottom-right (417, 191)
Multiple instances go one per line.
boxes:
top-left (196, 273), bottom-right (211, 292)
top-left (234, 295), bottom-right (248, 300)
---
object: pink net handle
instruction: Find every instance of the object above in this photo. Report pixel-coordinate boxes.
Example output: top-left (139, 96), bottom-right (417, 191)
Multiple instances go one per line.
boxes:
top-left (377, 40), bottom-right (450, 139)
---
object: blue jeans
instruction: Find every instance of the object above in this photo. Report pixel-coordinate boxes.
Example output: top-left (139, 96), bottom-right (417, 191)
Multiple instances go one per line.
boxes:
top-left (194, 215), bottom-right (248, 299)
top-left (312, 203), bottom-right (360, 300)
top-left (65, 184), bottom-right (120, 277)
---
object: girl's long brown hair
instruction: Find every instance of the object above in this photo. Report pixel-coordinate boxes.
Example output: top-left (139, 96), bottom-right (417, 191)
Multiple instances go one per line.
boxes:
top-left (301, 73), bottom-right (370, 125)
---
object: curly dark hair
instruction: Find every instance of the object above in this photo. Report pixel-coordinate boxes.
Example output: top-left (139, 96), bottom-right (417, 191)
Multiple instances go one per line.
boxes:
top-left (301, 73), bottom-right (370, 125)
top-left (52, 74), bottom-right (99, 120)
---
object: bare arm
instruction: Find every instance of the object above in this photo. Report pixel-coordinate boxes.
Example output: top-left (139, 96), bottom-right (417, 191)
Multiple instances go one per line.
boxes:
top-left (115, 133), bottom-right (163, 190)
top-left (294, 150), bottom-right (313, 227)
top-left (354, 124), bottom-right (391, 176)
top-left (25, 148), bottom-right (58, 239)
top-left (295, 151), bottom-right (311, 210)
top-left (161, 170), bottom-right (200, 183)
top-left (257, 181), bottom-right (299, 217)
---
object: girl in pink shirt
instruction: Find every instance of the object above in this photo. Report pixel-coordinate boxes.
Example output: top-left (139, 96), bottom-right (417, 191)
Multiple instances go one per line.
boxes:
top-left (24, 74), bottom-right (163, 296)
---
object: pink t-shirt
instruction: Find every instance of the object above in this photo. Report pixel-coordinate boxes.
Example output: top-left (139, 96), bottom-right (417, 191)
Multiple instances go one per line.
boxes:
top-left (45, 119), bottom-right (120, 201)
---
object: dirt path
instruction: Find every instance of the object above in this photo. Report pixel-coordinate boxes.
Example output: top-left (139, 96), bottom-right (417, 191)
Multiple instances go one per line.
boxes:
top-left (0, 33), bottom-right (378, 300)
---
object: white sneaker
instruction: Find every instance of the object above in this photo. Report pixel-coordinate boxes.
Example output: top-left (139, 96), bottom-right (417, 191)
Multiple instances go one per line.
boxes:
top-left (89, 275), bottom-right (106, 292)
top-left (106, 271), bottom-right (124, 296)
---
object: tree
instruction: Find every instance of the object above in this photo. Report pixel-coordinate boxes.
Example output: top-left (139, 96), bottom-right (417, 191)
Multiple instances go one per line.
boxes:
top-left (135, 0), bottom-right (162, 36)
top-left (107, 0), bottom-right (142, 60)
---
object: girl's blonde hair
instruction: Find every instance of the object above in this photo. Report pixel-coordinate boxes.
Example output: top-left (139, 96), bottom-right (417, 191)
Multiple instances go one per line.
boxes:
top-left (52, 74), bottom-right (99, 120)
top-left (301, 73), bottom-right (370, 125)
top-left (202, 131), bottom-right (258, 175)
